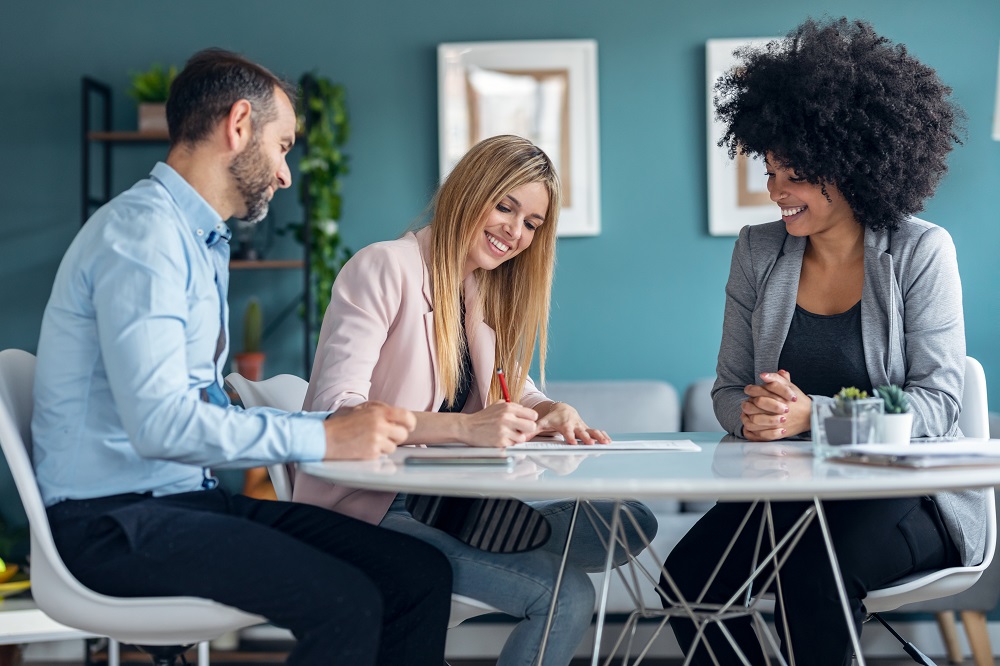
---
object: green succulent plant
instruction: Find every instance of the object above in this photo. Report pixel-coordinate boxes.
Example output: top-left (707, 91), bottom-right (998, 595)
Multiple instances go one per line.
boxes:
top-left (127, 63), bottom-right (178, 103)
top-left (832, 386), bottom-right (869, 417)
top-left (874, 384), bottom-right (911, 414)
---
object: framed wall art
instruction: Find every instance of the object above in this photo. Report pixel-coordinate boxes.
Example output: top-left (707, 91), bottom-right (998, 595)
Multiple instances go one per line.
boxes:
top-left (706, 37), bottom-right (779, 236)
top-left (438, 39), bottom-right (601, 236)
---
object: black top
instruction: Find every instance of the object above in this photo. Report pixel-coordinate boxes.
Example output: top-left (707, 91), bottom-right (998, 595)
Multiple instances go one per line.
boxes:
top-left (439, 299), bottom-right (472, 414)
top-left (777, 301), bottom-right (872, 399)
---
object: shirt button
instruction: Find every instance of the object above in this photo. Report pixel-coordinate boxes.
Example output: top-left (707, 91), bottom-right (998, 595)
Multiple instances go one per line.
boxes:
top-left (196, 229), bottom-right (204, 236)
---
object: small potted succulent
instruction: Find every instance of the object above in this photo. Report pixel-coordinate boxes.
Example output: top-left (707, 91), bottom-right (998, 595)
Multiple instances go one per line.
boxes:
top-left (824, 387), bottom-right (884, 446)
top-left (232, 298), bottom-right (265, 381)
top-left (875, 384), bottom-right (913, 444)
top-left (127, 63), bottom-right (177, 133)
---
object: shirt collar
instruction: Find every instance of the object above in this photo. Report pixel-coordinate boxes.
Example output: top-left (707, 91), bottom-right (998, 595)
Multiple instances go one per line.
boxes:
top-left (149, 162), bottom-right (232, 248)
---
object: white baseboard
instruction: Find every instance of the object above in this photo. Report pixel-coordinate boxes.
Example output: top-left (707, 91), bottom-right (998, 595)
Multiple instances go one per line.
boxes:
top-left (18, 617), bottom-right (1000, 661)
top-left (445, 616), bottom-right (1000, 660)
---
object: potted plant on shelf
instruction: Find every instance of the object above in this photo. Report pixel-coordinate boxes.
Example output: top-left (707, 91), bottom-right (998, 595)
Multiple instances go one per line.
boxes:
top-left (874, 384), bottom-right (913, 444)
top-left (127, 63), bottom-right (177, 133)
top-left (287, 72), bottom-right (352, 343)
top-left (233, 298), bottom-right (265, 381)
top-left (824, 387), bottom-right (884, 445)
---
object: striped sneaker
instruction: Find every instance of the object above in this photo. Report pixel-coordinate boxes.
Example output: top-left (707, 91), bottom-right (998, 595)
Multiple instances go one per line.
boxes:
top-left (404, 494), bottom-right (551, 554)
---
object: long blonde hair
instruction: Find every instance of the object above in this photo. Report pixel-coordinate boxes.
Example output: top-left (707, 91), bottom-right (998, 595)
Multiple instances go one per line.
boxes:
top-left (429, 135), bottom-right (561, 406)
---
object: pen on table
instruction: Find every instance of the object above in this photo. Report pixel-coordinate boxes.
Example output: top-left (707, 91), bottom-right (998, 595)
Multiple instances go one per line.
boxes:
top-left (496, 368), bottom-right (511, 403)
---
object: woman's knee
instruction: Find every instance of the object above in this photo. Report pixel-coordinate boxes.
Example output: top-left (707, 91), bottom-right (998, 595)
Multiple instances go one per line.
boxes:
top-left (555, 567), bottom-right (597, 623)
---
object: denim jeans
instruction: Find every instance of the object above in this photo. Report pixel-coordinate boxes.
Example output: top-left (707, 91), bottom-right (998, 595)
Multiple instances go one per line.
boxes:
top-left (381, 495), bottom-right (658, 666)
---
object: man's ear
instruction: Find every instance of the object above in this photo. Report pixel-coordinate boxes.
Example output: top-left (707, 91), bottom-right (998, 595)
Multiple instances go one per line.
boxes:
top-left (224, 99), bottom-right (254, 151)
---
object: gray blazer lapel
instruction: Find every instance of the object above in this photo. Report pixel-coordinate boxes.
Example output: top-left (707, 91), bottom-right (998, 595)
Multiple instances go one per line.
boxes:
top-left (861, 227), bottom-right (895, 389)
top-left (754, 233), bottom-right (805, 377)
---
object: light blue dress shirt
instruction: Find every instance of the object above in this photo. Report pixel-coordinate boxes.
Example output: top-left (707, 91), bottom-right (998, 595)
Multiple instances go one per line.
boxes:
top-left (32, 162), bottom-right (327, 506)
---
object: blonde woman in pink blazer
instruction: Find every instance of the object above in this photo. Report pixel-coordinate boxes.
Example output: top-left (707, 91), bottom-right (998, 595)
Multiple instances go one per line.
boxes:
top-left (294, 135), bottom-right (657, 666)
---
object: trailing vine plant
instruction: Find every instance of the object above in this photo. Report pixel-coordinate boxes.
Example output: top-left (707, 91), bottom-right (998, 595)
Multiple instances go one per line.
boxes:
top-left (290, 72), bottom-right (352, 342)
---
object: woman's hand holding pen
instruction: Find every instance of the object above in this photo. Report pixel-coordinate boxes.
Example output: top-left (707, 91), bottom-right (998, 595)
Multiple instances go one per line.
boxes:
top-left (461, 402), bottom-right (539, 447)
top-left (741, 370), bottom-right (811, 441)
top-left (535, 402), bottom-right (610, 445)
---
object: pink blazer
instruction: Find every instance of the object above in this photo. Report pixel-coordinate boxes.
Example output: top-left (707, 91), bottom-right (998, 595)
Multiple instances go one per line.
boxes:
top-left (293, 227), bottom-right (548, 524)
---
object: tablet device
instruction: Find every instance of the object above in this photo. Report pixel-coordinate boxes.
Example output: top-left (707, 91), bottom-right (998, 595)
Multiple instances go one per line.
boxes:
top-left (403, 455), bottom-right (514, 466)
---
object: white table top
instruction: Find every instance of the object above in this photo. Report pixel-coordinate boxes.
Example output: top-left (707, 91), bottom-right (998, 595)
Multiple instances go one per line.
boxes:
top-left (299, 433), bottom-right (1000, 502)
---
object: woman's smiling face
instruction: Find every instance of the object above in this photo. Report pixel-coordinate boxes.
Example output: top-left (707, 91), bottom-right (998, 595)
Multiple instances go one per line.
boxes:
top-left (464, 181), bottom-right (549, 276)
top-left (765, 153), bottom-right (856, 237)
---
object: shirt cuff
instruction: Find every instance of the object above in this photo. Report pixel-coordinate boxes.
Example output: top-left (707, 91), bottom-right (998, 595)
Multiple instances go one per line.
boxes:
top-left (290, 417), bottom-right (328, 462)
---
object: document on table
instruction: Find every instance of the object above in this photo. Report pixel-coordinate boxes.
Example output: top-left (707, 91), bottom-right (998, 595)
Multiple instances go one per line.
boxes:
top-left (831, 440), bottom-right (1000, 468)
top-left (508, 439), bottom-right (701, 453)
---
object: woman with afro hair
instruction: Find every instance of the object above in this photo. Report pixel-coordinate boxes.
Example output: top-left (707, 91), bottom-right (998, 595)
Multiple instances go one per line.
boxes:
top-left (661, 17), bottom-right (987, 664)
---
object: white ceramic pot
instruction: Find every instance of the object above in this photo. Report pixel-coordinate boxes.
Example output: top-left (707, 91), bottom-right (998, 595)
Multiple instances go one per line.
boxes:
top-left (881, 412), bottom-right (914, 445)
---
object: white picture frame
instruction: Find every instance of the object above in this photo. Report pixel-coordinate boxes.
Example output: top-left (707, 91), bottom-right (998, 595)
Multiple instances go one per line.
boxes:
top-left (706, 38), bottom-right (779, 236)
top-left (438, 39), bottom-right (601, 236)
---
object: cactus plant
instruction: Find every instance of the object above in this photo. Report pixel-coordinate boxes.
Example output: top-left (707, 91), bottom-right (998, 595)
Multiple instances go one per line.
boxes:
top-left (874, 384), bottom-right (911, 414)
top-left (832, 386), bottom-right (869, 417)
top-left (243, 298), bottom-right (262, 353)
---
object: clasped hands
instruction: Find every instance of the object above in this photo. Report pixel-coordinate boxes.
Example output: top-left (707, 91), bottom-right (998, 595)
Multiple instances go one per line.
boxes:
top-left (741, 370), bottom-right (812, 441)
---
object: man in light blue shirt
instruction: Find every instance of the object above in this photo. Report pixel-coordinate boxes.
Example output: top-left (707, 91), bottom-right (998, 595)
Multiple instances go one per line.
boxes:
top-left (32, 48), bottom-right (451, 665)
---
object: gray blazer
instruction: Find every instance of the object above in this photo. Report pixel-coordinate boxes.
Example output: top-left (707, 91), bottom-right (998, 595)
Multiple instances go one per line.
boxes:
top-left (713, 218), bottom-right (986, 566)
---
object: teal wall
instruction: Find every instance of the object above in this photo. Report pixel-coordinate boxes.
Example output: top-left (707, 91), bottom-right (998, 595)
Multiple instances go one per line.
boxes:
top-left (1, 1), bottom-right (999, 525)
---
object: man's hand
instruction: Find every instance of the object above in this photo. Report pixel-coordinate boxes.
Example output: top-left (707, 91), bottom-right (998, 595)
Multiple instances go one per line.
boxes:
top-left (322, 401), bottom-right (416, 460)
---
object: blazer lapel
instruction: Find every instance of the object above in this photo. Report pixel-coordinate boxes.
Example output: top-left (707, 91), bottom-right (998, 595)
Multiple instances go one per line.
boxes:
top-left (417, 228), bottom-right (443, 409)
top-left (862, 227), bottom-right (895, 388)
top-left (754, 232), bottom-right (805, 377)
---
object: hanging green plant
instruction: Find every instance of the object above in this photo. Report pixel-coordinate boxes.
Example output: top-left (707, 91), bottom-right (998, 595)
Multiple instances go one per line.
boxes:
top-left (284, 72), bottom-right (352, 338)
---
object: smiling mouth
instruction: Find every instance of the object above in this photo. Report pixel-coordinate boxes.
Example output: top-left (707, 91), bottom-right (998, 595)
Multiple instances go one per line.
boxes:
top-left (781, 206), bottom-right (806, 217)
top-left (486, 231), bottom-right (510, 254)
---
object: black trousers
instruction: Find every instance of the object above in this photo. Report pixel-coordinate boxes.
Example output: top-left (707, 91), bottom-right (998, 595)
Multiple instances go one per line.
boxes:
top-left (661, 497), bottom-right (959, 666)
top-left (48, 488), bottom-right (452, 665)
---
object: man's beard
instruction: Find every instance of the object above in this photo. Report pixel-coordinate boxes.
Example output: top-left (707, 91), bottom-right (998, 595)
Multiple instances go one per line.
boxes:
top-left (230, 134), bottom-right (273, 224)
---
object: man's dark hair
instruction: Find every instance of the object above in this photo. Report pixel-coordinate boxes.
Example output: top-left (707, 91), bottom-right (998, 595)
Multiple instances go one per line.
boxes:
top-left (166, 48), bottom-right (298, 147)
top-left (715, 18), bottom-right (964, 231)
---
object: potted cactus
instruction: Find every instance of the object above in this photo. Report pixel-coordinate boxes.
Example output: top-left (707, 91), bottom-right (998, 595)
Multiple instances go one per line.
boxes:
top-left (824, 387), bottom-right (884, 446)
top-left (875, 384), bottom-right (913, 444)
top-left (233, 298), bottom-right (265, 381)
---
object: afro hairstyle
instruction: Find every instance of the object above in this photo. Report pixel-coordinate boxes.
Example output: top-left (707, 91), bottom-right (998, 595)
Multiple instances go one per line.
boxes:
top-left (714, 17), bottom-right (964, 231)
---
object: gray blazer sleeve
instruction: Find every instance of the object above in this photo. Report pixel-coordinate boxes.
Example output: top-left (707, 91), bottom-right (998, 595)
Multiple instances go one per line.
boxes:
top-left (712, 225), bottom-right (757, 436)
top-left (894, 225), bottom-right (965, 437)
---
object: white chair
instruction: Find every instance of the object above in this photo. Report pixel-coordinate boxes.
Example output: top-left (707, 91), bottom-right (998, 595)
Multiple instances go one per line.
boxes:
top-left (0, 349), bottom-right (264, 666)
top-left (746, 357), bottom-right (996, 663)
top-left (225, 372), bottom-right (499, 628)
top-left (864, 356), bottom-right (995, 613)
top-left (861, 356), bottom-right (997, 665)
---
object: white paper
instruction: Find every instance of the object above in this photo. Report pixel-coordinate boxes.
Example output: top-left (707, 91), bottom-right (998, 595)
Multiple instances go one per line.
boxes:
top-left (508, 439), bottom-right (701, 453)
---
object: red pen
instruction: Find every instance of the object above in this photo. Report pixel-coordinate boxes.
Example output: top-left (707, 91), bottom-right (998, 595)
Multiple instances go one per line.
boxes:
top-left (496, 368), bottom-right (511, 403)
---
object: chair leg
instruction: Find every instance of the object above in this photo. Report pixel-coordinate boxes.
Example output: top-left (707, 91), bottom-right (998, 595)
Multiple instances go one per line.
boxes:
top-left (935, 611), bottom-right (964, 664)
top-left (109, 639), bottom-right (120, 666)
top-left (198, 641), bottom-right (210, 666)
top-left (959, 610), bottom-right (993, 666)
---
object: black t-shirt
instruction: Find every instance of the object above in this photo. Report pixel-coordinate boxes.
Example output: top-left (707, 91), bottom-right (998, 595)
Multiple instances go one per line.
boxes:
top-left (777, 301), bottom-right (872, 399)
top-left (439, 298), bottom-right (473, 414)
